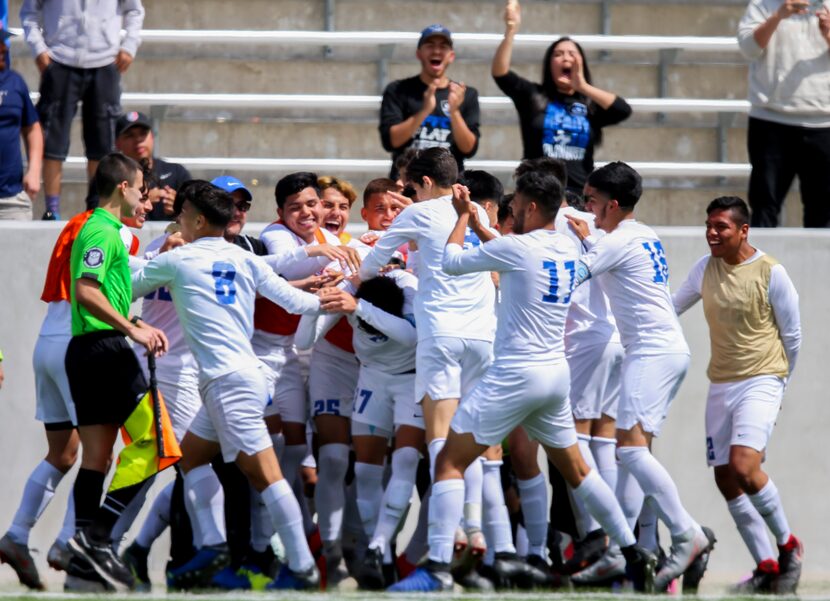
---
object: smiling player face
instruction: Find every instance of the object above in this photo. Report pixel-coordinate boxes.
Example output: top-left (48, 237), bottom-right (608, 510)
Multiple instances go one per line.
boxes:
top-left (278, 187), bottom-right (322, 243)
top-left (320, 187), bottom-right (351, 237)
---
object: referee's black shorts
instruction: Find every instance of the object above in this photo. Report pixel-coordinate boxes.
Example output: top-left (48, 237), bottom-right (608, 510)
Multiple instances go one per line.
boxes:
top-left (65, 330), bottom-right (147, 427)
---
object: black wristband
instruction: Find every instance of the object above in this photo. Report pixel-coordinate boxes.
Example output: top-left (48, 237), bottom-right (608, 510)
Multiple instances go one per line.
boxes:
top-left (130, 316), bottom-right (142, 325)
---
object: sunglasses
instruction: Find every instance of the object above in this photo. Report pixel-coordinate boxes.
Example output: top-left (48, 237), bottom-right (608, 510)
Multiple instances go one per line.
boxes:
top-left (234, 200), bottom-right (252, 213)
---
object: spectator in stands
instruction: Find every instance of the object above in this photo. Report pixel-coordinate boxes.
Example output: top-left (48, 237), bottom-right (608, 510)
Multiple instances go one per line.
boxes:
top-left (459, 170), bottom-right (504, 227)
top-left (739, 0), bottom-right (830, 228)
top-left (87, 112), bottom-right (191, 220)
top-left (491, 0), bottom-right (631, 193)
top-left (213, 175), bottom-right (268, 254)
top-left (380, 24), bottom-right (480, 179)
top-left (20, 0), bottom-right (145, 220)
top-left (0, 26), bottom-right (42, 220)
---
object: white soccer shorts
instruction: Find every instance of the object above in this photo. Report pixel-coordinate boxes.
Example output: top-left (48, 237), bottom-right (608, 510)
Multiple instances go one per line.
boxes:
top-left (705, 374), bottom-right (784, 467)
top-left (189, 365), bottom-right (273, 463)
top-left (568, 340), bottom-right (624, 421)
top-left (616, 353), bottom-right (690, 436)
top-left (309, 343), bottom-right (360, 419)
top-left (351, 366), bottom-right (424, 433)
top-left (33, 334), bottom-right (76, 426)
top-left (452, 360), bottom-right (577, 449)
top-left (154, 366), bottom-right (201, 442)
top-left (415, 336), bottom-right (493, 403)
top-left (251, 331), bottom-right (308, 424)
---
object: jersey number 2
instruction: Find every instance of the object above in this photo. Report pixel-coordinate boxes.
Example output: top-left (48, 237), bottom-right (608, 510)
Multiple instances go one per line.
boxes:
top-left (212, 262), bottom-right (237, 305)
top-left (542, 260), bottom-right (576, 304)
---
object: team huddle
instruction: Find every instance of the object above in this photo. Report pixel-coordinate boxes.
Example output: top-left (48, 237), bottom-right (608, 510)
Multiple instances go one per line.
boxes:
top-left (0, 147), bottom-right (803, 594)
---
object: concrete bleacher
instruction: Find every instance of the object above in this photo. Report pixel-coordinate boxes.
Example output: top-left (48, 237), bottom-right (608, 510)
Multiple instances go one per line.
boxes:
top-left (6, 0), bottom-right (804, 224)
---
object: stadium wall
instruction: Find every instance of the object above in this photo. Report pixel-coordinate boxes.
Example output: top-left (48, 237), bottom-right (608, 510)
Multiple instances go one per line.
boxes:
top-left (0, 221), bottom-right (828, 586)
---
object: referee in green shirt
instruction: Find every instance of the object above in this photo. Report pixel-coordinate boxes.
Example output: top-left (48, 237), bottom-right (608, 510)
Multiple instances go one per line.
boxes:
top-left (64, 153), bottom-right (167, 590)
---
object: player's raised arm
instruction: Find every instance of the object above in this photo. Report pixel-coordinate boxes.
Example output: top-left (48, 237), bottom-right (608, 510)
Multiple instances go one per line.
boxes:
top-left (251, 256), bottom-right (322, 316)
top-left (359, 205), bottom-right (421, 279)
top-left (131, 252), bottom-right (175, 300)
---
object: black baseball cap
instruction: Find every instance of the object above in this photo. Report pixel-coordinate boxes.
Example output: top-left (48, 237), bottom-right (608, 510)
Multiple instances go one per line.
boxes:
top-left (418, 24), bottom-right (453, 48)
top-left (116, 111), bottom-right (153, 137)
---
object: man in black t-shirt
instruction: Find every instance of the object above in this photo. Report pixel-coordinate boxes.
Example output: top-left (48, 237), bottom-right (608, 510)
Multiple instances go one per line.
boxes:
top-left (379, 25), bottom-right (480, 179)
top-left (86, 111), bottom-right (191, 220)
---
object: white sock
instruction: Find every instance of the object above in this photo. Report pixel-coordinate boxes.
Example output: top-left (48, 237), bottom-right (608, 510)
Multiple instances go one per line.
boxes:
top-left (184, 465), bottom-right (226, 547)
top-left (250, 486), bottom-right (273, 553)
top-left (618, 446), bottom-right (694, 537)
top-left (748, 479), bottom-right (791, 545)
top-left (515, 524), bottom-right (529, 557)
top-left (8, 461), bottom-right (64, 545)
top-left (110, 477), bottom-right (154, 551)
top-left (728, 494), bottom-right (776, 563)
top-left (280, 444), bottom-right (308, 495)
top-left (482, 460), bottom-right (515, 554)
top-left (573, 469), bottom-right (636, 548)
top-left (371, 447), bottom-right (419, 555)
top-left (427, 438), bottom-right (446, 482)
top-left (616, 461), bottom-right (645, 531)
top-left (517, 473), bottom-right (548, 558)
top-left (315, 443), bottom-right (349, 543)
top-left (463, 458), bottom-right (483, 531)
top-left (637, 497), bottom-right (659, 552)
top-left (427, 479), bottom-right (465, 564)
top-left (590, 436), bottom-right (619, 492)
top-left (262, 479), bottom-right (314, 572)
top-left (574, 435), bottom-right (601, 536)
top-left (134, 480), bottom-right (174, 549)
top-left (56, 493), bottom-right (75, 545)
top-left (355, 462), bottom-right (385, 538)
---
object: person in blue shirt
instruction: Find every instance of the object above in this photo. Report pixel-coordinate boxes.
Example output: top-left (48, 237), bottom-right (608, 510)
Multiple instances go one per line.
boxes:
top-left (0, 27), bottom-right (42, 220)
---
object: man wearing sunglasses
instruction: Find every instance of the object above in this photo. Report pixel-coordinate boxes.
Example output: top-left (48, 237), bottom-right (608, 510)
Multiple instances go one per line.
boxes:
top-left (213, 176), bottom-right (267, 256)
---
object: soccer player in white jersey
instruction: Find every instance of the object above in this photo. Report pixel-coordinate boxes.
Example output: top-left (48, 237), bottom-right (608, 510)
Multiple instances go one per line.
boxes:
top-left (130, 182), bottom-right (325, 590)
top-left (673, 197), bottom-right (802, 594)
top-left (391, 170), bottom-right (656, 592)
top-left (564, 162), bottom-right (715, 590)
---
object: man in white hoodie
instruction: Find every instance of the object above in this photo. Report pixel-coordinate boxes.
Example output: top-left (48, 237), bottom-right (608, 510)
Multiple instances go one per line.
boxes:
top-left (738, 0), bottom-right (830, 228)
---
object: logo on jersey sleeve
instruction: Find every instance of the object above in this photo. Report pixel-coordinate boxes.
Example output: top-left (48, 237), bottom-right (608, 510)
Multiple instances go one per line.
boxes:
top-left (542, 101), bottom-right (591, 161)
top-left (83, 247), bottom-right (105, 268)
top-left (463, 227), bottom-right (481, 250)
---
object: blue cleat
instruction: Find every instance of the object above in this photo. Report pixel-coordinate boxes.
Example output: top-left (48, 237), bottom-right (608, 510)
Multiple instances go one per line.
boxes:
top-left (210, 565), bottom-right (251, 590)
top-left (387, 562), bottom-right (454, 592)
top-left (266, 564), bottom-right (320, 590)
top-left (166, 544), bottom-right (229, 590)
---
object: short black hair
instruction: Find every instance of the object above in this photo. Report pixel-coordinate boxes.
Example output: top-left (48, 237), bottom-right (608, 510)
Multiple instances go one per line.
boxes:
top-left (275, 172), bottom-right (320, 209)
top-left (515, 171), bottom-right (563, 220)
top-left (459, 170), bottom-right (504, 205)
top-left (354, 276), bottom-right (406, 336)
top-left (498, 193), bottom-right (514, 226)
top-left (564, 189), bottom-right (586, 212)
top-left (94, 152), bottom-right (141, 199)
top-left (175, 179), bottom-right (234, 227)
top-left (405, 147), bottom-right (458, 188)
top-left (706, 196), bottom-right (750, 227)
top-left (363, 178), bottom-right (399, 205)
top-left (586, 161), bottom-right (642, 209)
top-left (514, 157), bottom-right (568, 187)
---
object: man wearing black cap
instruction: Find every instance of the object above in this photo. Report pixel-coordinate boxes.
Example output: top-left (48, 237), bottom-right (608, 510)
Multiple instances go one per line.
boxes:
top-left (379, 24), bottom-right (480, 179)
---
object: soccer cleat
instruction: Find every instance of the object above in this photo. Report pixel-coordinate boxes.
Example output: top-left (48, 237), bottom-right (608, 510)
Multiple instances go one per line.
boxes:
top-left (571, 545), bottom-right (626, 585)
top-left (492, 551), bottom-right (551, 589)
top-left (64, 555), bottom-right (115, 593)
top-left (396, 552), bottom-right (417, 579)
top-left (238, 564), bottom-right (274, 591)
top-left (622, 544), bottom-right (658, 593)
top-left (455, 568), bottom-right (495, 591)
top-left (774, 534), bottom-right (804, 594)
top-left (387, 561), bottom-right (453, 592)
top-left (266, 563), bottom-right (320, 590)
top-left (210, 565), bottom-right (251, 590)
top-left (466, 528), bottom-right (487, 557)
top-left (356, 546), bottom-right (385, 590)
top-left (682, 526), bottom-right (717, 592)
top-left (47, 540), bottom-right (73, 573)
top-left (122, 541), bottom-right (151, 592)
top-left (562, 528), bottom-right (608, 575)
top-left (731, 559), bottom-right (779, 594)
top-left (0, 533), bottom-right (45, 590)
top-left (325, 554), bottom-right (350, 589)
top-left (654, 526), bottom-right (711, 591)
top-left (166, 543), bottom-right (230, 590)
top-left (68, 529), bottom-right (135, 591)
top-left (525, 554), bottom-right (559, 588)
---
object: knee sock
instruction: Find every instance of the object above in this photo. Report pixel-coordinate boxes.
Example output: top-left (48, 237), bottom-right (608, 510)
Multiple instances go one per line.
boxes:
top-left (618, 446), bottom-right (694, 537)
top-left (90, 478), bottom-right (152, 544)
top-left (8, 461), bottom-right (65, 545)
top-left (615, 461), bottom-right (645, 531)
top-left (262, 479), bottom-right (314, 572)
top-left (427, 479), bottom-right (465, 564)
top-left (184, 465), bottom-right (226, 547)
top-left (404, 487), bottom-right (430, 564)
top-left (134, 480), bottom-right (174, 549)
top-left (637, 497), bottom-right (659, 553)
top-left (250, 486), bottom-right (273, 553)
top-left (748, 480), bottom-right (792, 545)
top-left (463, 458), bottom-right (483, 532)
top-left (110, 477), bottom-right (154, 550)
top-left (590, 436), bottom-right (619, 492)
top-left (517, 473), bottom-right (549, 558)
top-left (573, 470), bottom-right (636, 548)
top-left (482, 460), bottom-right (515, 554)
top-left (315, 443), bottom-right (349, 545)
top-left (728, 494), bottom-right (776, 563)
top-left (574, 435), bottom-right (601, 536)
top-left (371, 447), bottom-right (419, 555)
top-left (73, 468), bottom-right (105, 532)
top-left (280, 444), bottom-right (308, 494)
top-left (427, 438), bottom-right (446, 482)
top-left (355, 462), bottom-right (385, 538)
top-left (56, 494), bottom-right (75, 546)
top-left (515, 524), bottom-right (529, 557)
